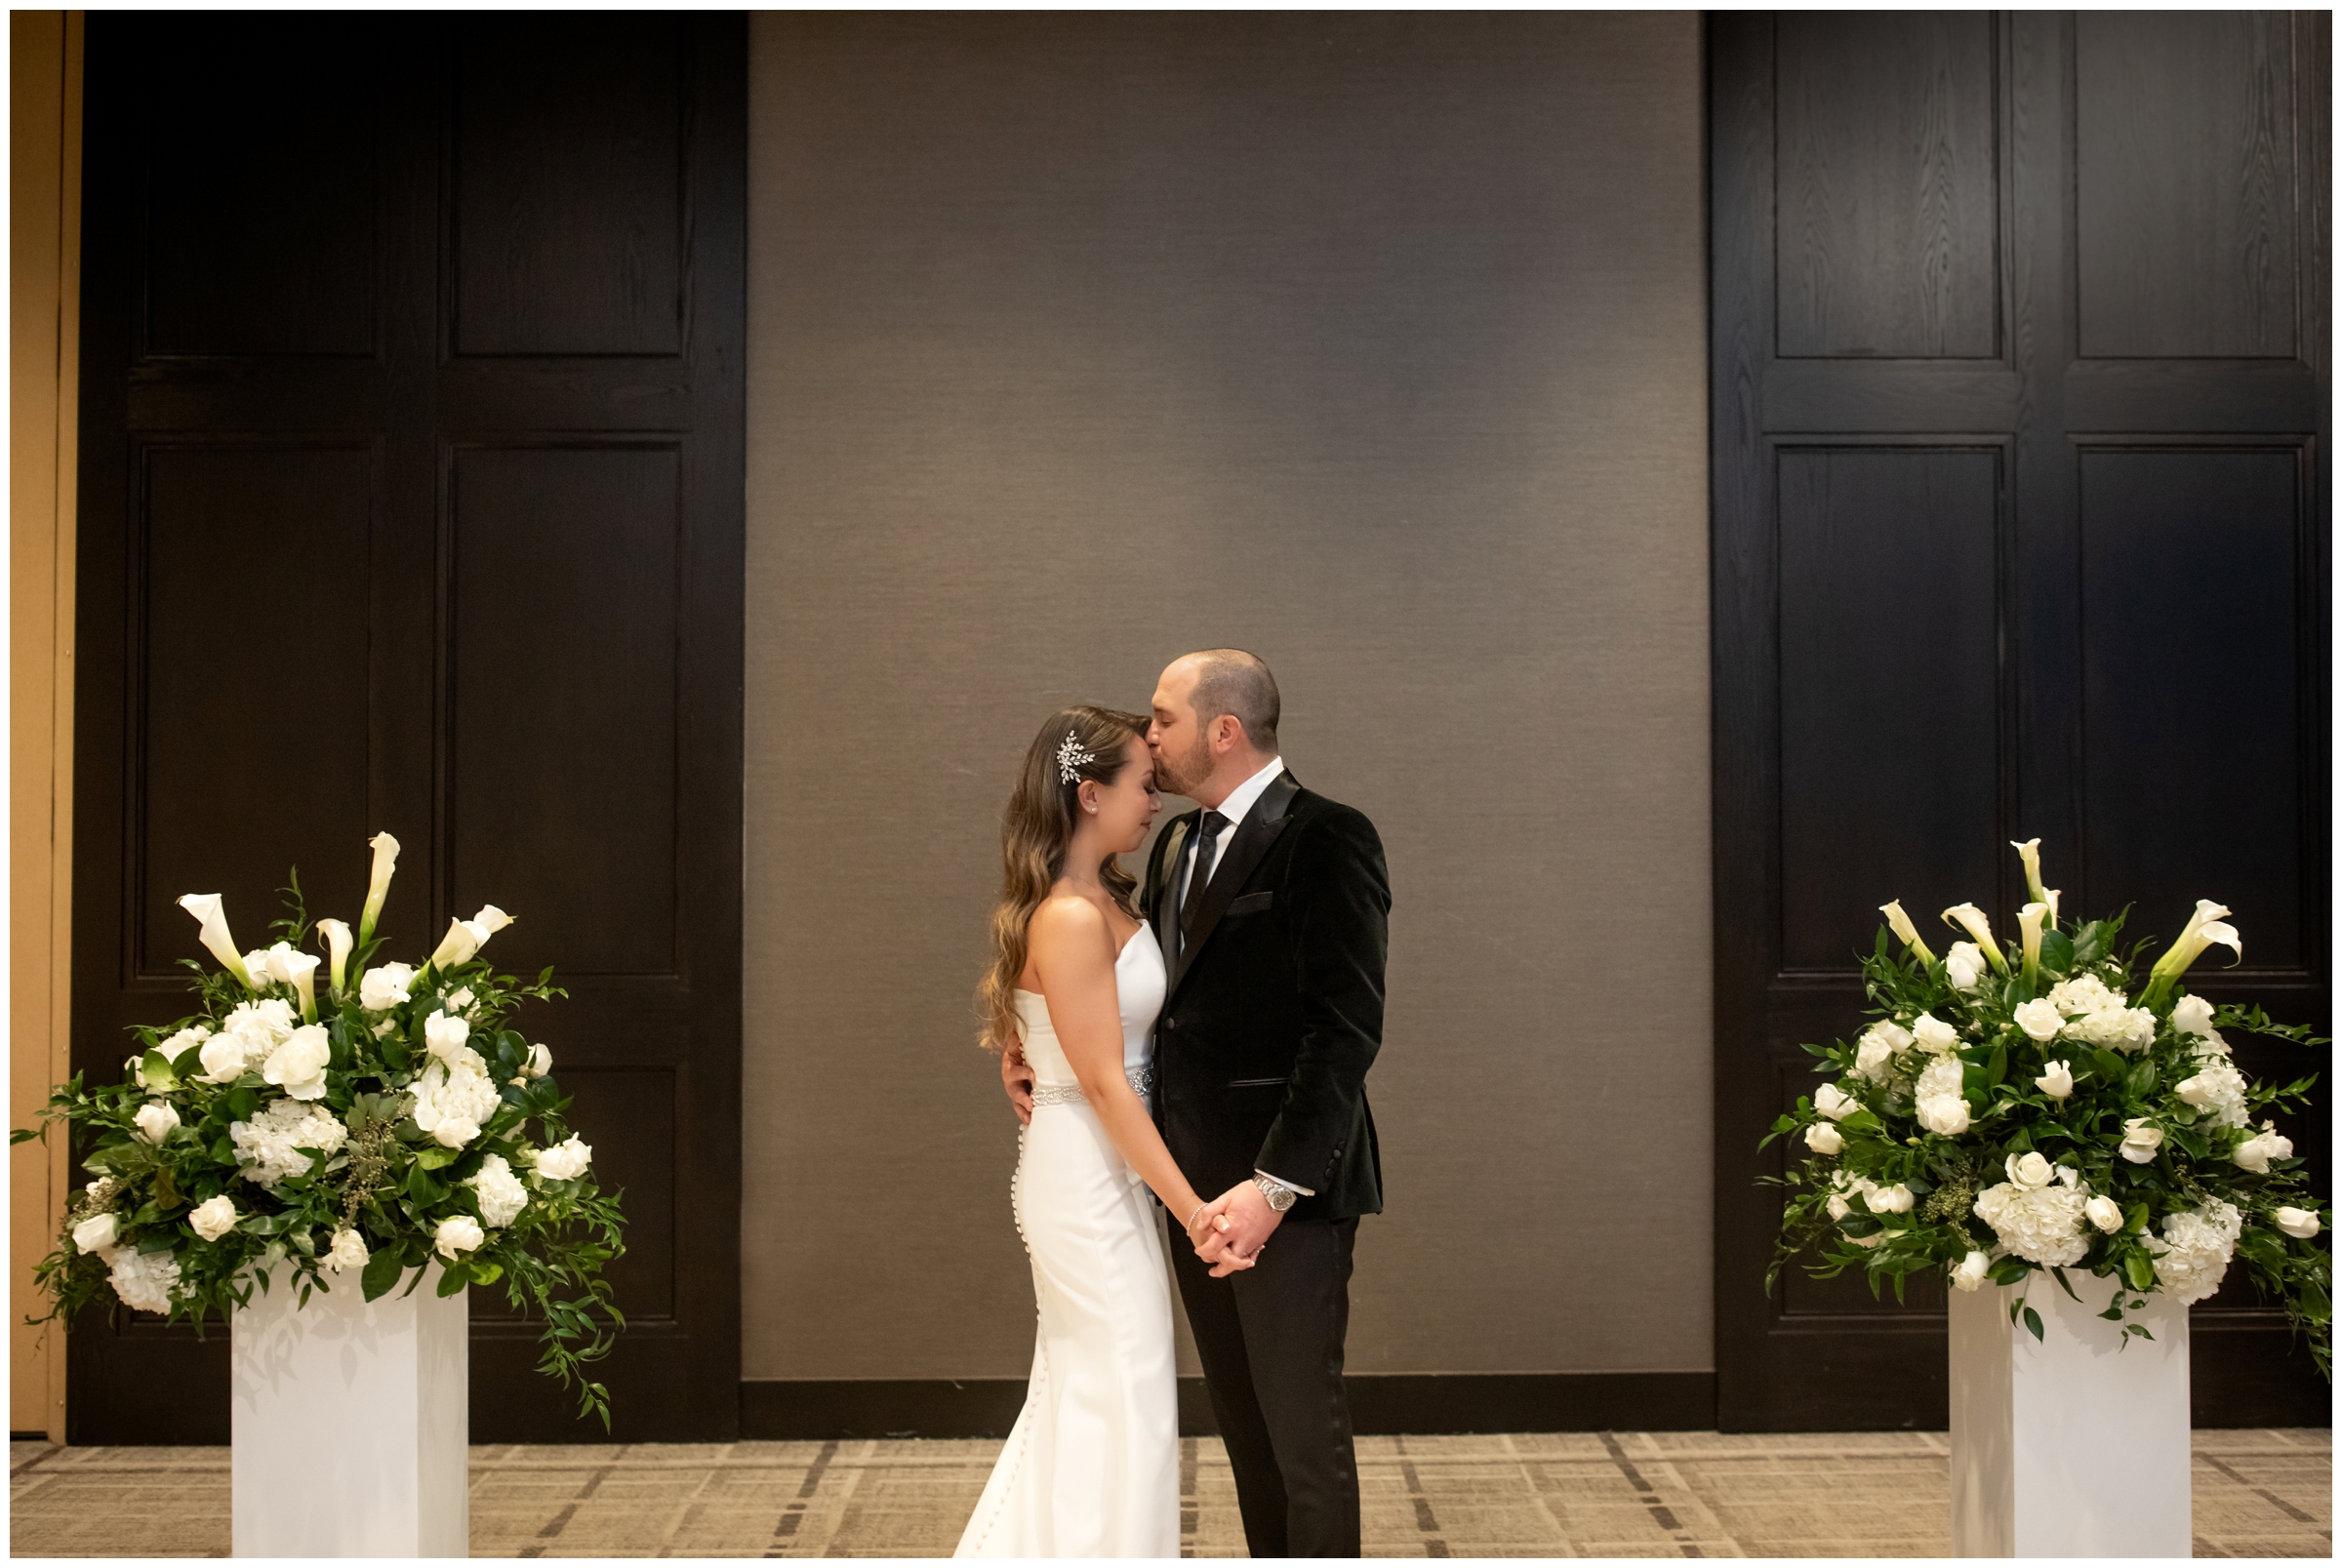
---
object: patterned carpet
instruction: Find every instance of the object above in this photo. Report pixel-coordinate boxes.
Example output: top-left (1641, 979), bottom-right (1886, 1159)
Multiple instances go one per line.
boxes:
top-left (9, 1427), bottom-right (2329, 1557)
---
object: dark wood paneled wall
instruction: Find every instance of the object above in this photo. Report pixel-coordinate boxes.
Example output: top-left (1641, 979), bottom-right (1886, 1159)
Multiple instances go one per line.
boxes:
top-left (1712, 11), bottom-right (2329, 1429)
top-left (70, 13), bottom-right (745, 1443)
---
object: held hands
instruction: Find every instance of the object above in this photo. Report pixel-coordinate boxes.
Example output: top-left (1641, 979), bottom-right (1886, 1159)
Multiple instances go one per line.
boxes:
top-left (1000, 1042), bottom-right (1035, 1126)
top-left (1189, 1180), bottom-right (1284, 1277)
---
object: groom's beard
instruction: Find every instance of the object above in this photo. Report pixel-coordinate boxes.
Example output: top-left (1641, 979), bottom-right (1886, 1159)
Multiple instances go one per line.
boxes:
top-left (1154, 735), bottom-right (1210, 798)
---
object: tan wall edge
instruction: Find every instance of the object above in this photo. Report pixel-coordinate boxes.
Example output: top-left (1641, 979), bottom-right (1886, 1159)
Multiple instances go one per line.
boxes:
top-left (11, 8), bottom-right (84, 1445)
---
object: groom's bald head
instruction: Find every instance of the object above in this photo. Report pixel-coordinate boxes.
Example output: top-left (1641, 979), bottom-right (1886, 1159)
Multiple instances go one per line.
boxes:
top-left (1149, 649), bottom-right (1280, 803)
top-left (1184, 648), bottom-right (1279, 753)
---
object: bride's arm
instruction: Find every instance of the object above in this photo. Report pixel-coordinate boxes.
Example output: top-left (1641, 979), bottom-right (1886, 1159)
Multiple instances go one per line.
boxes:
top-left (1029, 899), bottom-right (1232, 1258)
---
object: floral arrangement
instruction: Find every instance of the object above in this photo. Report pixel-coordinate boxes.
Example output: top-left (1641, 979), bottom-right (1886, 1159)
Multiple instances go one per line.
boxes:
top-left (1767, 839), bottom-right (2329, 1371)
top-left (15, 832), bottom-right (628, 1425)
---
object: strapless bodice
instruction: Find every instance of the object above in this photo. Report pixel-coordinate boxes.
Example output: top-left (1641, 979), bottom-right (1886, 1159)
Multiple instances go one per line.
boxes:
top-left (1013, 922), bottom-right (1165, 1092)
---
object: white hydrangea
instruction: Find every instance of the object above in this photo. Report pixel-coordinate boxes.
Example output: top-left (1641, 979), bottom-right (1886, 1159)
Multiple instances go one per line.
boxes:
top-left (229, 1100), bottom-right (348, 1189)
top-left (2069, 1005), bottom-right (2157, 1053)
top-left (2146, 1200), bottom-right (2241, 1306)
top-left (2046, 974), bottom-right (2124, 1016)
top-left (412, 1046), bottom-right (501, 1150)
top-left (1913, 1056), bottom-right (1971, 1137)
top-left (1972, 1179), bottom-right (2091, 1266)
top-left (2170, 994), bottom-right (2217, 1038)
top-left (2175, 1053), bottom-right (2249, 1130)
top-left (1853, 1021), bottom-right (1913, 1083)
top-left (467, 1153), bottom-right (528, 1227)
top-left (197, 998), bottom-right (296, 1085)
top-left (107, 1246), bottom-right (182, 1314)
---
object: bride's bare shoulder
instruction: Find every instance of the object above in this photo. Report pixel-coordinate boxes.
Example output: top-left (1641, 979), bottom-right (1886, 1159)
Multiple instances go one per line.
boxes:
top-left (1029, 893), bottom-right (1110, 959)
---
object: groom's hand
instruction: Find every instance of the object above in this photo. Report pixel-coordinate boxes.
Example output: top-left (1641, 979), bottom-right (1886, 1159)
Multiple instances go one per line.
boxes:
top-left (1198, 1181), bottom-right (1283, 1276)
top-left (1000, 1043), bottom-right (1035, 1126)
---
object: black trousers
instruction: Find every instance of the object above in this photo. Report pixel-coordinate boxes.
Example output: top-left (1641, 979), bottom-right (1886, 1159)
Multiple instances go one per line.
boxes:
top-left (1170, 1215), bottom-right (1360, 1558)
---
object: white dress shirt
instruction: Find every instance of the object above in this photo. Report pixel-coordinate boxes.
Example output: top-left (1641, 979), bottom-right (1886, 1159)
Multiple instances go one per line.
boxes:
top-left (1173, 756), bottom-right (1314, 1200)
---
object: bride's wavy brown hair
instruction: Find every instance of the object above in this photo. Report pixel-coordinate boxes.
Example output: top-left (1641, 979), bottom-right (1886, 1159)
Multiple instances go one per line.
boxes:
top-left (977, 704), bottom-right (1151, 1053)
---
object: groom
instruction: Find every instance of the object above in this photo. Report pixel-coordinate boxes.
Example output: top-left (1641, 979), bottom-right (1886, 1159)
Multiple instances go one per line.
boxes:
top-left (1146, 648), bottom-right (1389, 1558)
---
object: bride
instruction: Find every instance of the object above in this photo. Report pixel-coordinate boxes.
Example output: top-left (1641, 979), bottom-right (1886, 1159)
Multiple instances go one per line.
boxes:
top-left (956, 705), bottom-right (1251, 1558)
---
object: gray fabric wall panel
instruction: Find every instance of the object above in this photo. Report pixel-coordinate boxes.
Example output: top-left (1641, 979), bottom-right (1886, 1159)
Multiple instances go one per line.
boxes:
top-left (744, 14), bottom-right (1712, 1380)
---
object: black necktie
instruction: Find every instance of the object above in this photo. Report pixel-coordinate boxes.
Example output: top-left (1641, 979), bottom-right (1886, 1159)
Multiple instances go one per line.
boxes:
top-left (1180, 811), bottom-right (1232, 952)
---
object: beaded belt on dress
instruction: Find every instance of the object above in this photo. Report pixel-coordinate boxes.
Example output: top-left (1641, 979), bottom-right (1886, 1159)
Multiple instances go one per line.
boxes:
top-left (1030, 1064), bottom-right (1153, 1107)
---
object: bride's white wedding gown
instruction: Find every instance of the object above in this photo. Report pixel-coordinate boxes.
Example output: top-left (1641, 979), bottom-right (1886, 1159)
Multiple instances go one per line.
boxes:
top-left (955, 923), bottom-right (1178, 1558)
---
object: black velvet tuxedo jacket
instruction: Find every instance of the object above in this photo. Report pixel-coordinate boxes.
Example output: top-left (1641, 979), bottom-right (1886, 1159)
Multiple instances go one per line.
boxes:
top-left (1142, 769), bottom-right (1390, 1222)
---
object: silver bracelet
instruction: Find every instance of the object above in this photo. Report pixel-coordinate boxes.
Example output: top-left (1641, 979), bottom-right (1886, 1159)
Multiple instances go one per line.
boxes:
top-left (1184, 1203), bottom-right (1208, 1233)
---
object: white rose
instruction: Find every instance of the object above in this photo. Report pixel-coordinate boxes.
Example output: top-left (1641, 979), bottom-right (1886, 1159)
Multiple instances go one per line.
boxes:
top-left (1950, 1250), bottom-right (1991, 1292)
top-left (2120, 1119), bottom-right (2164, 1164)
top-left (326, 1227), bottom-right (370, 1273)
top-left (1803, 1122), bottom-right (1843, 1156)
top-left (1865, 1183), bottom-right (1914, 1216)
top-left (2233, 1124), bottom-right (2294, 1175)
top-left (1911, 1014), bottom-right (1959, 1056)
top-left (360, 962), bottom-right (417, 1012)
top-left (534, 1134), bottom-right (592, 1182)
top-left (1853, 1025), bottom-right (1902, 1082)
top-left (423, 1009), bottom-right (470, 1063)
top-left (467, 1154), bottom-right (529, 1227)
top-left (196, 1032), bottom-right (250, 1085)
top-left (430, 1114), bottom-right (481, 1150)
top-left (2084, 1195), bottom-right (2123, 1233)
top-left (2275, 1207), bottom-right (2322, 1240)
top-left (189, 1195), bottom-right (239, 1242)
top-left (447, 987), bottom-right (475, 1011)
top-left (1916, 1094), bottom-right (1970, 1137)
top-left (2005, 1150), bottom-right (2054, 1189)
top-left (157, 1024), bottom-right (212, 1062)
top-left (133, 1102), bottom-right (181, 1144)
top-left (1813, 1083), bottom-right (1860, 1121)
top-left (1945, 942), bottom-right (1985, 991)
top-left (2170, 994), bottom-right (2216, 1038)
top-left (2034, 1060), bottom-right (2074, 1099)
top-left (72, 1212), bottom-right (119, 1256)
top-left (433, 1215), bottom-right (485, 1260)
top-left (522, 1043), bottom-right (553, 1080)
top-left (1825, 1192), bottom-right (1852, 1222)
top-left (2012, 998), bottom-right (2064, 1042)
top-left (261, 1025), bottom-right (333, 1102)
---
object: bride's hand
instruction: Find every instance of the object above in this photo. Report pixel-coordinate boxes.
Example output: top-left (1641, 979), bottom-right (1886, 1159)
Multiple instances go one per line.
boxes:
top-left (1000, 1043), bottom-right (1035, 1126)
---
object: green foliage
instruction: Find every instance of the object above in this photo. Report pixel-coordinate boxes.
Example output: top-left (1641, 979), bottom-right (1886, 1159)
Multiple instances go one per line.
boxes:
top-left (16, 855), bottom-right (626, 1426)
top-left (1765, 859), bottom-right (2329, 1377)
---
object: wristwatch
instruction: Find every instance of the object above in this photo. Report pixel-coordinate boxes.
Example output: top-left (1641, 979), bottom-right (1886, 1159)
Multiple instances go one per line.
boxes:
top-left (1251, 1174), bottom-right (1299, 1212)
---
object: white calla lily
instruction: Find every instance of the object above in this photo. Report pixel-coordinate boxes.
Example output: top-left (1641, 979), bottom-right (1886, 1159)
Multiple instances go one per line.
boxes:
top-left (177, 894), bottom-right (254, 987)
top-left (358, 831), bottom-right (400, 947)
top-left (2010, 838), bottom-right (2048, 910)
top-left (2146, 900), bottom-right (2241, 1006)
top-left (427, 905), bottom-right (516, 973)
top-left (2017, 902), bottom-right (2048, 985)
top-left (315, 918), bottom-right (353, 998)
top-left (1940, 904), bottom-right (2009, 972)
top-left (1878, 900), bottom-right (1935, 965)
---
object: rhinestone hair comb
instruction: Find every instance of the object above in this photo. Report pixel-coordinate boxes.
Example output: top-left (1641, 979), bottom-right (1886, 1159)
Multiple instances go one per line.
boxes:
top-left (1056, 732), bottom-right (1096, 784)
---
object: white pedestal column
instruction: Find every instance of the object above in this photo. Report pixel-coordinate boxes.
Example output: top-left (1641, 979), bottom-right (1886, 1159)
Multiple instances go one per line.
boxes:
top-left (230, 1264), bottom-right (468, 1557)
top-left (1948, 1271), bottom-right (2190, 1557)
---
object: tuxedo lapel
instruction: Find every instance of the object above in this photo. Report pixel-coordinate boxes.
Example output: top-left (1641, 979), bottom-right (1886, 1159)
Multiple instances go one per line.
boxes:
top-left (1150, 816), bottom-right (1192, 956)
top-left (1167, 770), bottom-right (1301, 999)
